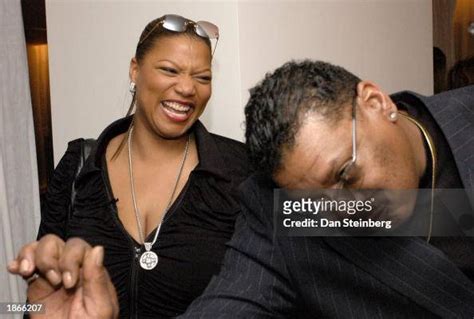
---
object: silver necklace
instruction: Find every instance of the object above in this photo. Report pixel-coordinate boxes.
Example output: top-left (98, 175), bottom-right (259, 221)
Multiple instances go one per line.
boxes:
top-left (127, 126), bottom-right (190, 270)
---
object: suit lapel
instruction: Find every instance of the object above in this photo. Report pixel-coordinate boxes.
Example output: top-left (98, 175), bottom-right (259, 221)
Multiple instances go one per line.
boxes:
top-left (415, 88), bottom-right (474, 191)
top-left (324, 237), bottom-right (474, 317)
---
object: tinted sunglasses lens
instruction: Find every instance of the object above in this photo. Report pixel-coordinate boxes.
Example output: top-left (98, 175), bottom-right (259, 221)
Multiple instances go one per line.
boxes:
top-left (162, 14), bottom-right (187, 32)
top-left (196, 21), bottom-right (219, 39)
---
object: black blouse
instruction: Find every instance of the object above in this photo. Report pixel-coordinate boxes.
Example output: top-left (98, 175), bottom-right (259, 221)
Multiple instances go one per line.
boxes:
top-left (38, 117), bottom-right (252, 318)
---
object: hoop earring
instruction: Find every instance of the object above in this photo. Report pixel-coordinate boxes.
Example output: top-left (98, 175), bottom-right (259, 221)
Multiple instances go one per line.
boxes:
top-left (129, 82), bottom-right (136, 94)
top-left (389, 111), bottom-right (398, 122)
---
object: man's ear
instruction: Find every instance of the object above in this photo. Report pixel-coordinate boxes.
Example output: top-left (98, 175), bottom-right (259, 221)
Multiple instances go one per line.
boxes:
top-left (356, 80), bottom-right (396, 119)
top-left (129, 57), bottom-right (139, 83)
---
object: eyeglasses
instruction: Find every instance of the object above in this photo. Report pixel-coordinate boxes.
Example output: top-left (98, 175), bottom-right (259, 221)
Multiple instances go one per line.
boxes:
top-left (138, 14), bottom-right (220, 56)
top-left (338, 98), bottom-right (357, 188)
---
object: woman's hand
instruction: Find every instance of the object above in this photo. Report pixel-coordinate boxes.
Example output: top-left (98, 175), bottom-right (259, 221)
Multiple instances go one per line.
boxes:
top-left (7, 235), bottom-right (118, 319)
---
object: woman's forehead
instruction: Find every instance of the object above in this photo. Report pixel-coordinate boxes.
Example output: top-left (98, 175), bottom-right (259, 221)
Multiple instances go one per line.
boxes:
top-left (145, 35), bottom-right (211, 61)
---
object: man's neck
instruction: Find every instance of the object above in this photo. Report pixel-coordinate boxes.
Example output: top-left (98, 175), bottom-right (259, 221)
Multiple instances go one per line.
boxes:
top-left (399, 111), bottom-right (427, 181)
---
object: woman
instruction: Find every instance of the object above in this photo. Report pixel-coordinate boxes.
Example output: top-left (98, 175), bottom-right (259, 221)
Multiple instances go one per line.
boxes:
top-left (11, 14), bottom-right (251, 318)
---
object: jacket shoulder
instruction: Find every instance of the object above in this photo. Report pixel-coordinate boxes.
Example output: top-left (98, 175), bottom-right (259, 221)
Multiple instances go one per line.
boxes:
top-left (391, 85), bottom-right (474, 110)
top-left (211, 133), bottom-right (253, 177)
top-left (211, 133), bottom-right (247, 154)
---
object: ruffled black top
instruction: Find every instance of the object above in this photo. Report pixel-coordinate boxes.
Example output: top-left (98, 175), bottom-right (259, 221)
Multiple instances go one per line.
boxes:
top-left (38, 116), bottom-right (252, 318)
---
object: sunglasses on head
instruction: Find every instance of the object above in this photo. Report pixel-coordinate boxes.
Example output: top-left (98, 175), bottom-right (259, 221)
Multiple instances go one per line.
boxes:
top-left (138, 14), bottom-right (220, 56)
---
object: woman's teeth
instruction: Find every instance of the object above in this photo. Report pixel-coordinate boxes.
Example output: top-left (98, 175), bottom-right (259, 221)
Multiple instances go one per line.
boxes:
top-left (162, 101), bottom-right (191, 113)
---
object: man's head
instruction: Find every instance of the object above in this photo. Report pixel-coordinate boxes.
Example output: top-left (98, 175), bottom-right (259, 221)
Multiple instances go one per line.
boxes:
top-left (245, 60), bottom-right (426, 191)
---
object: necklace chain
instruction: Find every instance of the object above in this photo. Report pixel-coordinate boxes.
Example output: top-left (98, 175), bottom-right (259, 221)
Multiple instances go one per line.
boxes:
top-left (127, 125), bottom-right (190, 249)
top-left (399, 113), bottom-right (437, 243)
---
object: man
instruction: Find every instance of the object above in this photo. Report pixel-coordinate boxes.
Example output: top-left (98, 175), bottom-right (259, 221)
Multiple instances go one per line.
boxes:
top-left (8, 60), bottom-right (474, 318)
top-left (181, 61), bottom-right (474, 317)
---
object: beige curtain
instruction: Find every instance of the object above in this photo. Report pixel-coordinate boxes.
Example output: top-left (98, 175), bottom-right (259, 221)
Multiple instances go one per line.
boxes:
top-left (0, 0), bottom-right (41, 314)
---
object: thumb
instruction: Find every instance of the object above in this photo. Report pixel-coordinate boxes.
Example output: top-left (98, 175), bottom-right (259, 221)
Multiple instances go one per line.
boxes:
top-left (82, 246), bottom-right (117, 319)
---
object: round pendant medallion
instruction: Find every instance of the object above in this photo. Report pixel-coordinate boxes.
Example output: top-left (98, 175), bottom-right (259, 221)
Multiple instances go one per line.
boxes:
top-left (139, 251), bottom-right (158, 270)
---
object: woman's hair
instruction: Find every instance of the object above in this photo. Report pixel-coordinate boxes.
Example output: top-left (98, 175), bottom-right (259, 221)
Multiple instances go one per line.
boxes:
top-left (113, 16), bottom-right (212, 160)
top-left (449, 56), bottom-right (474, 90)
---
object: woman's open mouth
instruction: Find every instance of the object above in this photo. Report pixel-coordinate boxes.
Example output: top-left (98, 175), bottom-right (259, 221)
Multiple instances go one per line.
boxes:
top-left (161, 100), bottom-right (194, 122)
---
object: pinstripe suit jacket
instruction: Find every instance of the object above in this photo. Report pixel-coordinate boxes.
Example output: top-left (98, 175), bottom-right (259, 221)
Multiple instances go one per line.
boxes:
top-left (181, 86), bottom-right (474, 318)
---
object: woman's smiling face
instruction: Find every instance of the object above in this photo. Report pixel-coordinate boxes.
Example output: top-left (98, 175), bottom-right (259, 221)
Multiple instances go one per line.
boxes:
top-left (130, 34), bottom-right (212, 139)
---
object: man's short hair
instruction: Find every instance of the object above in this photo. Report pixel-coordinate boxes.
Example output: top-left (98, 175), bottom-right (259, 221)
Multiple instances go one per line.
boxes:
top-left (244, 60), bottom-right (361, 175)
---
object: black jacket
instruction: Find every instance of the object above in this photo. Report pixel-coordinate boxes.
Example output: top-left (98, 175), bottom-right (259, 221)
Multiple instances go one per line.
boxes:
top-left (38, 117), bottom-right (252, 318)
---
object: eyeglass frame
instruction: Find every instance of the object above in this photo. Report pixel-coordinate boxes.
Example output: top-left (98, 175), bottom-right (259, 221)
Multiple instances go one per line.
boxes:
top-left (137, 14), bottom-right (220, 57)
top-left (338, 97), bottom-right (358, 188)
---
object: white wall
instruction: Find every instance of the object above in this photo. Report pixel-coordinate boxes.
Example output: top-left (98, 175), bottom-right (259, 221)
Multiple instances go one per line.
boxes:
top-left (47, 0), bottom-right (433, 164)
top-left (237, 0), bottom-right (433, 103)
